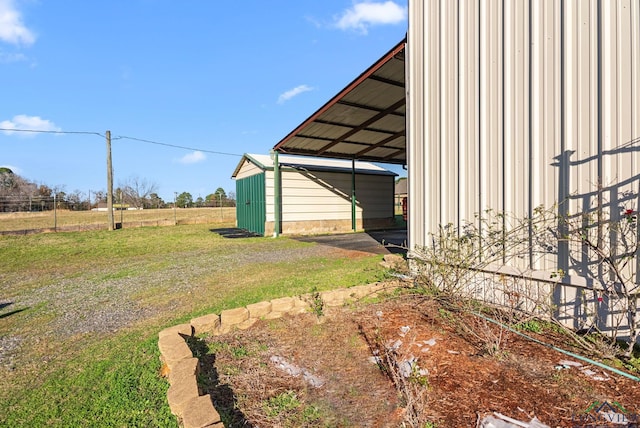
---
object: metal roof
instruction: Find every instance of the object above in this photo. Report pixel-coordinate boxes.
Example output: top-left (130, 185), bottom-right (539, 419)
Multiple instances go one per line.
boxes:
top-left (273, 39), bottom-right (406, 165)
top-left (231, 153), bottom-right (397, 178)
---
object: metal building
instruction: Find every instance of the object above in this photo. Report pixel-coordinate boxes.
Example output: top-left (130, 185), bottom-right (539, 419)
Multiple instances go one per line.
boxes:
top-left (267, 0), bottom-right (639, 335)
top-left (407, 1), bottom-right (640, 332)
top-left (232, 154), bottom-right (397, 236)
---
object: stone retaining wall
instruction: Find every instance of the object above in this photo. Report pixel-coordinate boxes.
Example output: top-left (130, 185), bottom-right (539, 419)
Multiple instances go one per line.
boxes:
top-left (157, 281), bottom-right (401, 428)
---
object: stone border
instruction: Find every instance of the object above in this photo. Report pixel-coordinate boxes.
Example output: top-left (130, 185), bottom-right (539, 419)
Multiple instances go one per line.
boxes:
top-left (157, 281), bottom-right (401, 428)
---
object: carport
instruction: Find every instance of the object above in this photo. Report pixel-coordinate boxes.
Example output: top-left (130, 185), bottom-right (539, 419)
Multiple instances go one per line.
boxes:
top-left (271, 38), bottom-right (407, 238)
top-left (273, 39), bottom-right (406, 165)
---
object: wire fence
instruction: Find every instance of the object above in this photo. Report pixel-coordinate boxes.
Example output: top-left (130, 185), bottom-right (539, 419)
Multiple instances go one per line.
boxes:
top-left (0, 204), bottom-right (237, 235)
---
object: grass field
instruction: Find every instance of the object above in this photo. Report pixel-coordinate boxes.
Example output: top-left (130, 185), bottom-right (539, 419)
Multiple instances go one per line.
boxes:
top-left (0, 207), bottom-right (235, 232)
top-left (0, 222), bottom-right (388, 426)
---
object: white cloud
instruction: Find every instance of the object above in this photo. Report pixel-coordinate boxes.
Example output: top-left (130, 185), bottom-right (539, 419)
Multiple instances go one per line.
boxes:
top-left (0, 50), bottom-right (26, 63)
top-left (0, 114), bottom-right (61, 137)
top-left (0, 0), bottom-right (36, 46)
top-left (334, 1), bottom-right (407, 34)
top-left (177, 151), bottom-right (206, 164)
top-left (278, 84), bottom-right (314, 104)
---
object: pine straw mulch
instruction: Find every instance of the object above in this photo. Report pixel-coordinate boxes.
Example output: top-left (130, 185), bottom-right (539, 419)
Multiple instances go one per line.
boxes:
top-left (194, 293), bottom-right (640, 427)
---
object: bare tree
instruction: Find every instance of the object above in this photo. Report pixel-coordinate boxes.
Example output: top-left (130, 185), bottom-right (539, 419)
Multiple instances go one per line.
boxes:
top-left (119, 175), bottom-right (158, 209)
top-left (66, 190), bottom-right (83, 211)
top-left (0, 169), bottom-right (40, 211)
top-left (93, 190), bottom-right (106, 204)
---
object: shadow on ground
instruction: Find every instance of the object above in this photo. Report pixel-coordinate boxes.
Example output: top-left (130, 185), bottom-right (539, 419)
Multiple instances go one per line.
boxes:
top-left (0, 309), bottom-right (27, 320)
top-left (0, 301), bottom-right (27, 320)
top-left (210, 228), bottom-right (262, 239)
top-left (185, 336), bottom-right (253, 427)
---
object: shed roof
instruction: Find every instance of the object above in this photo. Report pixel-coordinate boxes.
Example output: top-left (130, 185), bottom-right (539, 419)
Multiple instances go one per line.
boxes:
top-left (231, 153), bottom-right (397, 178)
top-left (272, 39), bottom-right (406, 165)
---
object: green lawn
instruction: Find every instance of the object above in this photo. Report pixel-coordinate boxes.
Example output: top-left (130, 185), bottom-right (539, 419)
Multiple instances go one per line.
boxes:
top-left (0, 223), bottom-right (387, 427)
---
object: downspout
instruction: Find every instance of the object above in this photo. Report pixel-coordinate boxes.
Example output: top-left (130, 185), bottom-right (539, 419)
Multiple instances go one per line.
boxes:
top-left (271, 150), bottom-right (281, 237)
top-left (351, 158), bottom-right (356, 232)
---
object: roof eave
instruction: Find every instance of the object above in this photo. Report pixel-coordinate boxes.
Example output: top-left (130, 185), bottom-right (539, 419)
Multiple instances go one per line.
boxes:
top-left (273, 38), bottom-right (406, 158)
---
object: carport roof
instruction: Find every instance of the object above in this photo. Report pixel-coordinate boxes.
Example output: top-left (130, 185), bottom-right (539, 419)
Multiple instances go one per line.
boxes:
top-left (273, 38), bottom-right (406, 165)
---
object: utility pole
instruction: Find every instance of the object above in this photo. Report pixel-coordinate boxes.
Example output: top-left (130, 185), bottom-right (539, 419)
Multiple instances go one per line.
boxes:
top-left (174, 191), bottom-right (177, 225)
top-left (53, 192), bottom-right (57, 231)
top-left (106, 130), bottom-right (115, 231)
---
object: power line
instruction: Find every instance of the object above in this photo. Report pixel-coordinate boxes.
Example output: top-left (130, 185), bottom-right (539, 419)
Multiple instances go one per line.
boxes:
top-left (0, 128), bottom-right (104, 137)
top-left (115, 135), bottom-right (243, 157)
top-left (0, 127), bottom-right (244, 157)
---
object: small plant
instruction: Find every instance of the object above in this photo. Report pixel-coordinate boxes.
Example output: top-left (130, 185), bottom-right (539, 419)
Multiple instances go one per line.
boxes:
top-left (437, 307), bottom-right (454, 321)
top-left (230, 345), bottom-right (249, 359)
top-left (515, 319), bottom-right (543, 333)
top-left (301, 404), bottom-right (322, 424)
top-left (306, 286), bottom-right (325, 318)
top-left (407, 361), bottom-right (430, 388)
top-left (263, 390), bottom-right (301, 417)
top-left (539, 197), bottom-right (640, 359)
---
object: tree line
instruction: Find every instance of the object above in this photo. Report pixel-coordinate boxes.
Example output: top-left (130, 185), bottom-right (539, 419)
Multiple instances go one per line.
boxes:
top-left (0, 167), bottom-right (235, 212)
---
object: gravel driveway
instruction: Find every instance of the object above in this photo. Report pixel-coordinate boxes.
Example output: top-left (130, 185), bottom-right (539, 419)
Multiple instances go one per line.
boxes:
top-left (0, 242), bottom-right (340, 369)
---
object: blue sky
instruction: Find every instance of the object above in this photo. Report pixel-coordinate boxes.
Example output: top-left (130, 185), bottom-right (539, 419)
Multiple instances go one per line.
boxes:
top-left (1, 0), bottom-right (407, 202)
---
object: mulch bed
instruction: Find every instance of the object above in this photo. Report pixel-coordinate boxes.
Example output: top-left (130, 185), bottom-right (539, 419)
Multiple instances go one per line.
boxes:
top-left (197, 294), bottom-right (640, 427)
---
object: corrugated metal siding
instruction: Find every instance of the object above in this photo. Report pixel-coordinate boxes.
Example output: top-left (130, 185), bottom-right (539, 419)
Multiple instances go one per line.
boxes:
top-left (235, 173), bottom-right (266, 236)
top-left (408, 0), bottom-right (640, 278)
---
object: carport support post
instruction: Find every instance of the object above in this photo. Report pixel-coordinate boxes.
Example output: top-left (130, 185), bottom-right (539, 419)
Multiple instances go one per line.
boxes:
top-left (351, 159), bottom-right (356, 231)
top-left (272, 150), bottom-right (281, 237)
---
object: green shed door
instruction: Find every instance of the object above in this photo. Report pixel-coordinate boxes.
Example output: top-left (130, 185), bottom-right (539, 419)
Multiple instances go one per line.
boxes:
top-left (235, 173), bottom-right (266, 236)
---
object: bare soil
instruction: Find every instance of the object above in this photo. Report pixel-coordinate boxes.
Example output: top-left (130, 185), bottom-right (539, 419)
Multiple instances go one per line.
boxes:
top-left (198, 293), bottom-right (640, 428)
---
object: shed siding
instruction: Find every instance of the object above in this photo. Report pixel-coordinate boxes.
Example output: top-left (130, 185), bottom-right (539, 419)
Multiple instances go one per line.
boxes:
top-left (408, 0), bottom-right (640, 277)
top-left (234, 159), bottom-right (263, 180)
top-left (265, 169), bottom-right (393, 223)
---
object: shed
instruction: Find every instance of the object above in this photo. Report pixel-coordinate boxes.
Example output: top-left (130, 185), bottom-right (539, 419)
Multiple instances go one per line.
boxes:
top-left (231, 153), bottom-right (397, 236)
